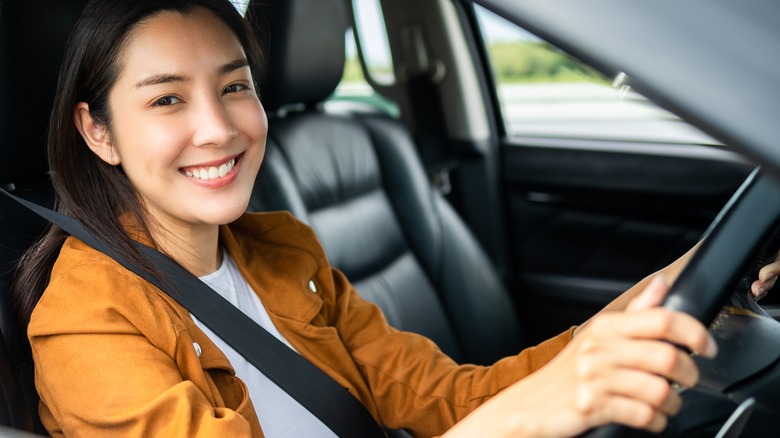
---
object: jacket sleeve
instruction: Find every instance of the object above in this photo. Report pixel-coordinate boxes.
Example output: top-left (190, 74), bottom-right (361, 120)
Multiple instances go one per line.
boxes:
top-left (28, 261), bottom-right (255, 438)
top-left (326, 267), bottom-right (574, 437)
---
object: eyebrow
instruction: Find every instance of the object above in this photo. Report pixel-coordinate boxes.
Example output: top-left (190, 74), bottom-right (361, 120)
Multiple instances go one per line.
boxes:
top-left (134, 58), bottom-right (251, 88)
top-left (220, 58), bottom-right (250, 75)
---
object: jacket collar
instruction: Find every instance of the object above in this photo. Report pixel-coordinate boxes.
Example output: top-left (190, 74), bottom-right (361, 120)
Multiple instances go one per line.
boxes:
top-left (219, 213), bottom-right (324, 324)
top-left (125, 211), bottom-right (325, 324)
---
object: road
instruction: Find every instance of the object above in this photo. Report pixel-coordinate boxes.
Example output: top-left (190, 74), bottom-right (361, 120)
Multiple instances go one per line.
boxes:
top-left (497, 83), bottom-right (719, 144)
top-left (333, 82), bottom-right (721, 145)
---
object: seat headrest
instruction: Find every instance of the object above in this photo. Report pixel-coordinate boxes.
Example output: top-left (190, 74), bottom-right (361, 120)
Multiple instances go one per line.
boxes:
top-left (0, 1), bottom-right (86, 183)
top-left (249, 0), bottom-right (348, 111)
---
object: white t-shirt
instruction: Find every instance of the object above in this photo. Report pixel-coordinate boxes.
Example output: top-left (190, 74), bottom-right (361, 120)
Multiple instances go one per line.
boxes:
top-left (194, 251), bottom-right (337, 437)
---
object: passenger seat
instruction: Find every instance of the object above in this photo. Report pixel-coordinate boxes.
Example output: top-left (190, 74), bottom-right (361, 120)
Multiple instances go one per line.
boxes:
top-left (248, 0), bottom-right (523, 365)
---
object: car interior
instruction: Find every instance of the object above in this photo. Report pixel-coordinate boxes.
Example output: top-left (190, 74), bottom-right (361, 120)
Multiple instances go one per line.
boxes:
top-left (0, 0), bottom-right (776, 436)
top-left (248, 0), bottom-right (522, 366)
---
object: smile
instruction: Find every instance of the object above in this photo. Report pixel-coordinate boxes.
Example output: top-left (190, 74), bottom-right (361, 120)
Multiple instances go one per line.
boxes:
top-left (180, 154), bottom-right (241, 181)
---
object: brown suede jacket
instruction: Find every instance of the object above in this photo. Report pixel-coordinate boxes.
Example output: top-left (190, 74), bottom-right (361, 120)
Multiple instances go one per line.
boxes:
top-left (29, 212), bottom-right (574, 437)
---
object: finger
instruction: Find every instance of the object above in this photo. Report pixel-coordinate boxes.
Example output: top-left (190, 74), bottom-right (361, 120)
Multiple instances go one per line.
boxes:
top-left (602, 369), bottom-right (683, 416)
top-left (578, 336), bottom-right (701, 389)
top-left (751, 279), bottom-right (772, 300)
top-left (747, 259), bottom-right (780, 298)
top-left (626, 276), bottom-right (669, 312)
top-left (586, 395), bottom-right (669, 433)
top-left (758, 260), bottom-right (780, 282)
top-left (595, 308), bottom-right (717, 359)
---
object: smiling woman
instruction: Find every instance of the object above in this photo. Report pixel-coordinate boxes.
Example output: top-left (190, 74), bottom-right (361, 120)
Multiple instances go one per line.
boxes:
top-left (12, 0), bottom-right (265, 325)
top-left (72, 7), bottom-right (266, 276)
top-left (9, 0), bottom-right (725, 437)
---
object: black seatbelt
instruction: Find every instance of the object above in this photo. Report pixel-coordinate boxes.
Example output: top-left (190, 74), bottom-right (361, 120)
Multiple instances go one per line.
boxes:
top-left (1, 187), bottom-right (385, 438)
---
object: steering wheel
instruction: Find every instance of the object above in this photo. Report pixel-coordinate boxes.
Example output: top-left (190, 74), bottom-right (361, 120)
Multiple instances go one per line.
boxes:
top-left (581, 168), bottom-right (780, 437)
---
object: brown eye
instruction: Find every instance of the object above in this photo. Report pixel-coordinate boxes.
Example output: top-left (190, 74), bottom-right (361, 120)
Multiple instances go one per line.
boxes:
top-left (224, 83), bottom-right (249, 94)
top-left (154, 95), bottom-right (180, 106)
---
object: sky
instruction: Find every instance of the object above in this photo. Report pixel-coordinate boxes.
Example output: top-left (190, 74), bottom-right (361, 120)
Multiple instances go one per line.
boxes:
top-left (476, 5), bottom-right (538, 42)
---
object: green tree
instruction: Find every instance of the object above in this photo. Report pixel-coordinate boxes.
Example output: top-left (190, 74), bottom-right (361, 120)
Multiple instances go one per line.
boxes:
top-left (487, 41), bottom-right (605, 83)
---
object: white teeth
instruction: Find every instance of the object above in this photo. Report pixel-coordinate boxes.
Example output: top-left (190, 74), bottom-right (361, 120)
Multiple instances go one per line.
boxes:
top-left (183, 157), bottom-right (236, 181)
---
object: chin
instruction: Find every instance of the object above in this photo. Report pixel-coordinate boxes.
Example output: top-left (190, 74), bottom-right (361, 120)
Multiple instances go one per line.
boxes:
top-left (195, 198), bottom-right (251, 227)
top-left (209, 207), bottom-right (248, 226)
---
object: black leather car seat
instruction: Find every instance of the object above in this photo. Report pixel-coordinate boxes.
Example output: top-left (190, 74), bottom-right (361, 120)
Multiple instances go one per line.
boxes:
top-left (248, 0), bottom-right (523, 365)
top-left (0, 1), bottom-right (87, 432)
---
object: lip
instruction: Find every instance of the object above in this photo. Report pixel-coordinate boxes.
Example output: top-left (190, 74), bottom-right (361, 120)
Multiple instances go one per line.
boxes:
top-left (180, 152), bottom-right (243, 171)
top-left (179, 152), bottom-right (244, 188)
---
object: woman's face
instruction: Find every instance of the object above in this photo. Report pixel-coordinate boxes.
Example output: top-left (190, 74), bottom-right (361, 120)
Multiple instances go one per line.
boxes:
top-left (96, 7), bottom-right (266, 235)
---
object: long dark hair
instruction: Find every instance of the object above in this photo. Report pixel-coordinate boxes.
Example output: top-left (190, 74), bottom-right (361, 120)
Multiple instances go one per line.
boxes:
top-left (13, 0), bottom-right (264, 329)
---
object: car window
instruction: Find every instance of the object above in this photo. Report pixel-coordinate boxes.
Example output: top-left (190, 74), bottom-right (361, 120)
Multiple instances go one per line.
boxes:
top-left (230, 0), bottom-right (250, 15)
top-left (351, 0), bottom-right (395, 85)
top-left (473, 4), bottom-right (719, 145)
top-left (326, 0), bottom-right (399, 118)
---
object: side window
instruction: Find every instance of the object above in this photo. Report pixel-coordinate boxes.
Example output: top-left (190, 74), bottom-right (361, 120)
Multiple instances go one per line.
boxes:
top-left (327, 1), bottom-right (399, 117)
top-left (351, 0), bottom-right (395, 85)
top-left (230, 0), bottom-right (250, 16)
top-left (474, 5), bottom-right (717, 145)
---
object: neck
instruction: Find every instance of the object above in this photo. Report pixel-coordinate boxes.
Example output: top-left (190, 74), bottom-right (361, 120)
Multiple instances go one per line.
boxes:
top-left (147, 218), bottom-right (223, 277)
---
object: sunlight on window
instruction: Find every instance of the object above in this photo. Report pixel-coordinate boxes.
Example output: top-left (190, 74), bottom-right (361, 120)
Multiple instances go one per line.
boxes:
top-left (328, 29), bottom-right (399, 117)
top-left (230, 0), bottom-right (250, 16)
top-left (475, 5), bottom-right (718, 145)
top-left (352, 0), bottom-right (395, 85)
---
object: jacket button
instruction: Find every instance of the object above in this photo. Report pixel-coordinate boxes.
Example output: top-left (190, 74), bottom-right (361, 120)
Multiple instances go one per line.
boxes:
top-left (308, 280), bottom-right (317, 293)
top-left (193, 342), bottom-right (202, 358)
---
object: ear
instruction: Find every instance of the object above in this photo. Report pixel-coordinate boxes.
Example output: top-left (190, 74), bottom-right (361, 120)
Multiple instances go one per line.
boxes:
top-left (74, 102), bottom-right (121, 166)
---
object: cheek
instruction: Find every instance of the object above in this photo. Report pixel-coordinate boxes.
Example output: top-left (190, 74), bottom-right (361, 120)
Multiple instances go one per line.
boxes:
top-left (233, 100), bottom-right (268, 167)
top-left (236, 100), bottom-right (268, 142)
top-left (114, 119), bottom-right (190, 174)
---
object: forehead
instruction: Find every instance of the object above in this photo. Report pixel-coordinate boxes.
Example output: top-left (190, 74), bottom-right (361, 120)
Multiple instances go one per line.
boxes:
top-left (116, 7), bottom-right (246, 80)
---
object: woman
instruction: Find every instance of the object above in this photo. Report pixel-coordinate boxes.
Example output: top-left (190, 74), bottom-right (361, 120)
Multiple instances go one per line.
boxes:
top-left (13, 0), bottom-right (776, 436)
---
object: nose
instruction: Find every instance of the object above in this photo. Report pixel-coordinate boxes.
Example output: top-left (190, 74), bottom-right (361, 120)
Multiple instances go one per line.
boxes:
top-left (192, 96), bottom-right (237, 148)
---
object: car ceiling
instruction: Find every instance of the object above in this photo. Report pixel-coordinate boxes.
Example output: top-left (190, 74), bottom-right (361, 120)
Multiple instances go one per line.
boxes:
top-left (470, 0), bottom-right (780, 175)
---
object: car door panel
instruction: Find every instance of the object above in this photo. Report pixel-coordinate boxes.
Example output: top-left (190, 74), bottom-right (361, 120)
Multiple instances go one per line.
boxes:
top-left (502, 139), bottom-right (754, 344)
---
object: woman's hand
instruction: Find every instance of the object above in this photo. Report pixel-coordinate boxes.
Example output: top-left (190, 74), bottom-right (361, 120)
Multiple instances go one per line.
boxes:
top-left (751, 252), bottom-right (780, 300)
top-left (444, 277), bottom-right (717, 438)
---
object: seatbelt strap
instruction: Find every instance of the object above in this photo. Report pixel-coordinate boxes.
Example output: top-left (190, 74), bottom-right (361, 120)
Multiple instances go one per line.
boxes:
top-left (1, 188), bottom-right (385, 438)
top-left (407, 74), bottom-right (456, 196)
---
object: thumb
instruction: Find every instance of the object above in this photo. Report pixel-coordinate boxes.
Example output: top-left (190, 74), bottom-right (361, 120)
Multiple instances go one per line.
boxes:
top-left (627, 276), bottom-right (670, 312)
